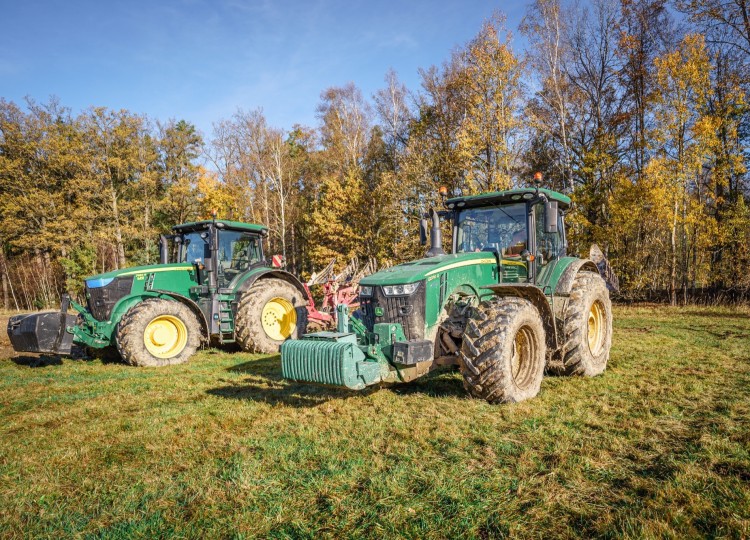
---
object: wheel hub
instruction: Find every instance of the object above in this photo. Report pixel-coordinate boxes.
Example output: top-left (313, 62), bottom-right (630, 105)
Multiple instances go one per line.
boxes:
top-left (143, 315), bottom-right (188, 359)
top-left (261, 297), bottom-right (297, 341)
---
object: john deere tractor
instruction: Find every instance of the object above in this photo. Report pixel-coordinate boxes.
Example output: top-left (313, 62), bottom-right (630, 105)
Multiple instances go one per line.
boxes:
top-left (282, 187), bottom-right (614, 403)
top-left (8, 220), bottom-right (308, 366)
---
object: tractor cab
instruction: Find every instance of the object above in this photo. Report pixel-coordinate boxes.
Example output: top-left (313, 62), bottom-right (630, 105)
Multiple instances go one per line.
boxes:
top-left (442, 187), bottom-right (570, 284)
top-left (162, 220), bottom-right (268, 289)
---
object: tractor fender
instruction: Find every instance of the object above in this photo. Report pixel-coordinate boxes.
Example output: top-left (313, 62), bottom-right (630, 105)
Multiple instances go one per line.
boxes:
top-left (110, 292), bottom-right (210, 342)
top-left (482, 284), bottom-right (558, 351)
top-left (553, 259), bottom-right (599, 297)
top-left (234, 268), bottom-right (310, 301)
top-left (150, 290), bottom-right (210, 341)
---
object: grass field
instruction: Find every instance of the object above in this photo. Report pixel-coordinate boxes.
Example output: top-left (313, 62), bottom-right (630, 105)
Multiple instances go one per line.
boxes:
top-left (1, 306), bottom-right (749, 539)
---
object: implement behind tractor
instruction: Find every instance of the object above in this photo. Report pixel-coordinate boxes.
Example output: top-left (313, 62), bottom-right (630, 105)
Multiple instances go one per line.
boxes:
top-left (8, 219), bottom-right (309, 366)
top-left (304, 257), bottom-right (379, 332)
top-left (282, 186), bottom-right (615, 403)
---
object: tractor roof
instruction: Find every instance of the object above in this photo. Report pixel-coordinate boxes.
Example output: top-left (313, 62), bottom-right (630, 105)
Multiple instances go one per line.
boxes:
top-left (446, 187), bottom-right (571, 209)
top-left (172, 220), bottom-right (268, 234)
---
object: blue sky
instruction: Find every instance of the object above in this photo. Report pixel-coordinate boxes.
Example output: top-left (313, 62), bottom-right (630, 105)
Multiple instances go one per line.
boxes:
top-left (1, 0), bottom-right (527, 137)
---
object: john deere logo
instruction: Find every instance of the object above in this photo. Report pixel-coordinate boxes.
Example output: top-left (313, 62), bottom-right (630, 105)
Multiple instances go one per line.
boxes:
top-left (375, 307), bottom-right (384, 317)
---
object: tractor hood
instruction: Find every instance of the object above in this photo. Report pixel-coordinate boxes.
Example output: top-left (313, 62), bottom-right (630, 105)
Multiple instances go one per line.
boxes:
top-left (360, 252), bottom-right (497, 286)
top-left (84, 263), bottom-right (193, 288)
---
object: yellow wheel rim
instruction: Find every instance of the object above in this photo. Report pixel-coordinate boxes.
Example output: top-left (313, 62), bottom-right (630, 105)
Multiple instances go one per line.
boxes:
top-left (261, 297), bottom-right (297, 342)
top-left (511, 325), bottom-right (537, 389)
top-left (588, 300), bottom-right (606, 356)
top-left (143, 315), bottom-right (188, 359)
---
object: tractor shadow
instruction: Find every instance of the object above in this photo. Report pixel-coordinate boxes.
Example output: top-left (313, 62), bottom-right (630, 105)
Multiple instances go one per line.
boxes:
top-left (386, 369), bottom-right (468, 399)
top-left (207, 357), bottom-right (467, 406)
top-left (11, 354), bottom-right (64, 368)
top-left (206, 354), bottom-right (381, 408)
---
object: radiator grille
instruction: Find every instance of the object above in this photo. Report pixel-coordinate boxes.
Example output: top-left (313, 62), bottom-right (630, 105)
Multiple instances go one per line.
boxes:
top-left (360, 282), bottom-right (425, 340)
top-left (86, 276), bottom-right (134, 321)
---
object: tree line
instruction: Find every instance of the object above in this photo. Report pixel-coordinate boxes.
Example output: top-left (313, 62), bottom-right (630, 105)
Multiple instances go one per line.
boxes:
top-left (1, 0), bottom-right (749, 309)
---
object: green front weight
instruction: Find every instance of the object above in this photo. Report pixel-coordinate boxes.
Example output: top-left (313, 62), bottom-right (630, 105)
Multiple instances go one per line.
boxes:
top-left (281, 333), bottom-right (382, 390)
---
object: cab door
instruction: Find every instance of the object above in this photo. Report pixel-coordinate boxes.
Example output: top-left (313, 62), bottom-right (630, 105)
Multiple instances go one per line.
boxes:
top-left (532, 203), bottom-right (565, 291)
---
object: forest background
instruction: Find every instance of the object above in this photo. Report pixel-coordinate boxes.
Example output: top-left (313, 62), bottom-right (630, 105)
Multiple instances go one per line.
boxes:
top-left (2, 0), bottom-right (749, 309)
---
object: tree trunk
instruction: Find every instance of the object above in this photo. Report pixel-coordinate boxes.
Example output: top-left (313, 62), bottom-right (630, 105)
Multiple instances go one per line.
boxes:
top-left (110, 183), bottom-right (127, 269)
top-left (670, 197), bottom-right (678, 306)
top-left (1, 261), bottom-right (8, 310)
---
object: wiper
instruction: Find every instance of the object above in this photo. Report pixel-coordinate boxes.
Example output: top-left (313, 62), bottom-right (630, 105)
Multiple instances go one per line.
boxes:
top-left (492, 204), bottom-right (521, 225)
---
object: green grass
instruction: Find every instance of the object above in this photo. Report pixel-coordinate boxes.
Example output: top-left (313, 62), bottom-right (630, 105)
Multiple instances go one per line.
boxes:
top-left (1, 306), bottom-right (749, 539)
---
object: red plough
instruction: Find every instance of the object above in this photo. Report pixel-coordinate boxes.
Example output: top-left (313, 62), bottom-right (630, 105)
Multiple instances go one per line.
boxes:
top-left (303, 258), bottom-right (379, 332)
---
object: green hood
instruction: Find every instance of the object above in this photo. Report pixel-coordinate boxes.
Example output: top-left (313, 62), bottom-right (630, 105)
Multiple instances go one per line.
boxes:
top-left (360, 252), bottom-right (497, 286)
top-left (85, 263), bottom-right (193, 288)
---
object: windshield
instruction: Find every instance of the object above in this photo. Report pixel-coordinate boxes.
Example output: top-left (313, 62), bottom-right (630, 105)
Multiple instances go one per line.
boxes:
top-left (180, 232), bottom-right (209, 263)
top-left (456, 203), bottom-right (527, 255)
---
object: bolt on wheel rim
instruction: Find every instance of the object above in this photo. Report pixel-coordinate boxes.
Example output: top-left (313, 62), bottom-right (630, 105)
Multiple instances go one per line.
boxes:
top-left (143, 315), bottom-right (188, 358)
top-left (261, 297), bottom-right (297, 341)
top-left (511, 325), bottom-right (537, 389)
top-left (588, 300), bottom-right (606, 356)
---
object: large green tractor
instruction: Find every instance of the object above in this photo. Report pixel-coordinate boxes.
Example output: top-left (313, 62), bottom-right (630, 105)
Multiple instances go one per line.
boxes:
top-left (282, 187), bottom-right (614, 403)
top-left (8, 220), bottom-right (309, 366)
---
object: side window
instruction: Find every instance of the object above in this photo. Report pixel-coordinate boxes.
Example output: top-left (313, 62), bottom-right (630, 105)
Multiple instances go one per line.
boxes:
top-left (217, 232), bottom-right (262, 287)
top-left (534, 204), bottom-right (562, 266)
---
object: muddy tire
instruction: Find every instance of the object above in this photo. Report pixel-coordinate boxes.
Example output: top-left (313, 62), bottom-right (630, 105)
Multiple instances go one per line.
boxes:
top-left (554, 271), bottom-right (612, 377)
top-left (115, 299), bottom-right (202, 367)
top-left (235, 278), bottom-right (307, 354)
top-left (460, 297), bottom-right (547, 404)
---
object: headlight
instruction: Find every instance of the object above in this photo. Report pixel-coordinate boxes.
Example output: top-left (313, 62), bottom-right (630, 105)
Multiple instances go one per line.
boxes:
top-left (359, 285), bottom-right (373, 297)
top-left (382, 282), bottom-right (420, 296)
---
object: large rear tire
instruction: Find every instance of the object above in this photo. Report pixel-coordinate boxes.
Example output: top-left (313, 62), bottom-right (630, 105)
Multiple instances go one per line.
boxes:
top-left (460, 297), bottom-right (547, 404)
top-left (235, 278), bottom-right (307, 354)
top-left (116, 299), bottom-right (202, 367)
top-left (554, 271), bottom-right (612, 376)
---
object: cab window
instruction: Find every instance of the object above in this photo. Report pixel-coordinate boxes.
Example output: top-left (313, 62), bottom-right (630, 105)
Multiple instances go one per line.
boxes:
top-left (456, 203), bottom-right (527, 256)
top-left (217, 231), bottom-right (262, 287)
top-left (180, 232), bottom-right (209, 264)
top-left (534, 203), bottom-right (563, 265)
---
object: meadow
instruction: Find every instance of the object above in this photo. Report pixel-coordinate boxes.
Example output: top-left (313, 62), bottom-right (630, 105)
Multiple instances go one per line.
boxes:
top-left (1, 306), bottom-right (749, 539)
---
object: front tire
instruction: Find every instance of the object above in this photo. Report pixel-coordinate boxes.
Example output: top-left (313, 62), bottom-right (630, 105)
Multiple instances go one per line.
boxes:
top-left (460, 297), bottom-right (547, 404)
top-left (235, 278), bottom-right (307, 354)
top-left (116, 299), bottom-right (202, 367)
top-left (554, 271), bottom-right (613, 377)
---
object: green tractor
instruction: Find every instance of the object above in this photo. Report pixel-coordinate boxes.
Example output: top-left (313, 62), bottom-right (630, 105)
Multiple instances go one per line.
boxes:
top-left (282, 187), bottom-right (615, 403)
top-left (8, 220), bottom-right (309, 366)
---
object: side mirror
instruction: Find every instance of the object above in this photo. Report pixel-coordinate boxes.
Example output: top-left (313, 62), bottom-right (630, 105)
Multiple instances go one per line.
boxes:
top-left (419, 218), bottom-right (428, 246)
top-left (544, 201), bottom-right (558, 234)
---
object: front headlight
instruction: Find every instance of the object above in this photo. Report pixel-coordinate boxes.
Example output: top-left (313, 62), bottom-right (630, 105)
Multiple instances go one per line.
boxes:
top-left (382, 282), bottom-right (420, 296)
top-left (359, 285), bottom-right (373, 297)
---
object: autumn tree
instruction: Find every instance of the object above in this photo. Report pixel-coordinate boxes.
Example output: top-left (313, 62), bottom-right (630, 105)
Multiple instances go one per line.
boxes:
top-left (648, 34), bottom-right (714, 304)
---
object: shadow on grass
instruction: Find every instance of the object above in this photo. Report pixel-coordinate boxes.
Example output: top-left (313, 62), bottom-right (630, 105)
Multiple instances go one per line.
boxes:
top-left (387, 369), bottom-right (467, 399)
top-left (11, 354), bottom-right (64, 368)
top-left (208, 354), bottom-right (380, 407)
top-left (206, 379), bottom-right (378, 407)
top-left (210, 358), bottom-right (468, 405)
top-left (226, 355), bottom-right (281, 374)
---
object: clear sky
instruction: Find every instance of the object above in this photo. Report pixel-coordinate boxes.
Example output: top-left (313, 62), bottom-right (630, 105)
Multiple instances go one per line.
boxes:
top-left (1, 0), bottom-right (527, 137)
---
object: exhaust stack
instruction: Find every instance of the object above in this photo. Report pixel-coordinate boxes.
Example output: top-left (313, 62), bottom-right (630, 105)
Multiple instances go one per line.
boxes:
top-left (426, 208), bottom-right (445, 258)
